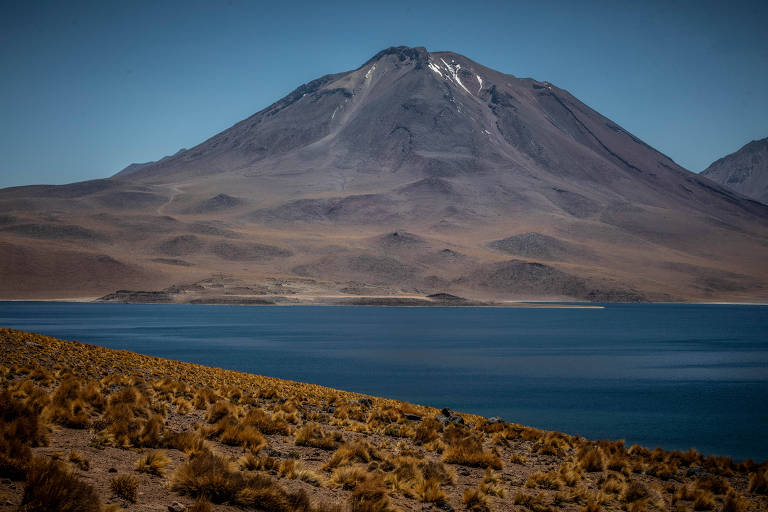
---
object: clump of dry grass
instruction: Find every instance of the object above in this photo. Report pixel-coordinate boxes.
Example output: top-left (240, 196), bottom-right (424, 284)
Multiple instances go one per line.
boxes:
top-left (526, 470), bottom-right (562, 490)
top-left (68, 451), bottom-right (90, 471)
top-left (464, 486), bottom-right (491, 512)
top-left (238, 452), bottom-right (280, 472)
top-left (326, 440), bottom-right (382, 469)
top-left (601, 473), bottom-right (625, 495)
top-left (165, 430), bottom-right (206, 455)
top-left (621, 480), bottom-right (649, 503)
top-left (216, 417), bottom-right (267, 452)
top-left (414, 417), bottom-right (442, 445)
top-left (135, 450), bottom-right (171, 476)
top-left (578, 445), bottom-right (606, 472)
top-left (0, 389), bottom-right (48, 479)
top-left (414, 474), bottom-right (448, 504)
top-left (110, 474), bottom-right (139, 503)
top-left (442, 434), bottom-right (502, 470)
top-left (331, 466), bottom-right (369, 489)
top-left (206, 401), bottom-right (235, 423)
top-left (558, 462), bottom-right (582, 487)
top-left (188, 499), bottom-right (213, 512)
top-left (20, 457), bottom-right (101, 512)
top-left (349, 474), bottom-right (394, 512)
top-left (514, 491), bottom-right (553, 512)
top-left (695, 475), bottom-right (731, 495)
top-left (722, 491), bottom-right (746, 512)
top-left (692, 489), bottom-right (717, 510)
top-left (479, 468), bottom-right (506, 498)
top-left (748, 469), bottom-right (768, 494)
top-left (242, 407), bottom-right (291, 435)
top-left (510, 453), bottom-right (528, 465)
top-left (174, 397), bottom-right (193, 414)
top-left (534, 431), bottom-right (571, 456)
top-left (46, 378), bottom-right (93, 428)
top-left (172, 449), bottom-right (315, 510)
top-left (171, 451), bottom-right (243, 502)
top-left (295, 422), bottom-right (343, 450)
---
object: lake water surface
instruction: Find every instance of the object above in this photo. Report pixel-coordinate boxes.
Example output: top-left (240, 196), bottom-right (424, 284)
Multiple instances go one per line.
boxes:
top-left (1, 302), bottom-right (766, 461)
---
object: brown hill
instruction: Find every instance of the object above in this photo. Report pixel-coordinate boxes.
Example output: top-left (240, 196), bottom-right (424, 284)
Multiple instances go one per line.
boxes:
top-left (1, 46), bottom-right (767, 302)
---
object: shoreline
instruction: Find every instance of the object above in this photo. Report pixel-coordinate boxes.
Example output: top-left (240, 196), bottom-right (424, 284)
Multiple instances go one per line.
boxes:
top-left (3, 297), bottom-right (768, 307)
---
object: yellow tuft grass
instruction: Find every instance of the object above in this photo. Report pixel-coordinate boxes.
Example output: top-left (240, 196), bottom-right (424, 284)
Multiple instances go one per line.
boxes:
top-left (135, 450), bottom-right (171, 476)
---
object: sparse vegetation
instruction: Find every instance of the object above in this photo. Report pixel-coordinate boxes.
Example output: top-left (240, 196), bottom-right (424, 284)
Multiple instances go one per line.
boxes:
top-left (110, 474), bottom-right (139, 502)
top-left (135, 450), bottom-right (171, 475)
top-left (1, 328), bottom-right (765, 512)
top-left (20, 457), bottom-right (101, 512)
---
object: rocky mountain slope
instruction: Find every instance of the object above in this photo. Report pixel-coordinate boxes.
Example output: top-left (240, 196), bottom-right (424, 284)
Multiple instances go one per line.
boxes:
top-left (1, 46), bottom-right (767, 302)
top-left (701, 138), bottom-right (768, 205)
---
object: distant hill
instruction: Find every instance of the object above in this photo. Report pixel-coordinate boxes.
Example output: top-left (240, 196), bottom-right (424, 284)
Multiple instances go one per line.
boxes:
top-left (701, 138), bottom-right (768, 205)
top-left (1, 46), bottom-right (768, 302)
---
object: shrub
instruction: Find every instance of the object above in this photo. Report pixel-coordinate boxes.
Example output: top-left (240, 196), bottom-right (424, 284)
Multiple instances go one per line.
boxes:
top-left (414, 417), bottom-right (442, 445)
top-left (206, 401), bottom-right (234, 423)
top-left (748, 470), bottom-right (768, 494)
top-left (0, 390), bottom-right (48, 479)
top-left (601, 473), bottom-right (625, 495)
top-left (420, 460), bottom-right (455, 486)
top-left (464, 487), bottom-right (491, 512)
top-left (578, 445), bottom-right (606, 472)
top-left (526, 470), bottom-right (561, 490)
top-left (349, 474), bottom-right (393, 512)
top-left (218, 420), bottom-right (267, 451)
top-left (514, 491), bottom-right (552, 512)
top-left (68, 451), bottom-right (90, 471)
top-left (165, 431), bottom-right (206, 455)
top-left (442, 435), bottom-right (503, 470)
top-left (695, 476), bottom-right (731, 495)
top-left (414, 475), bottom-right (448, 504)
top-left (622, 480), bottom-right (649, 503)
top-left (558, 462), bottom-right (582, 487)
top-left (330, 466), bottom-right (368, 489)
top-left (171, 451), bottom-right (243, 502)
top-left (242, 408), bottom-right (290, 435)
top-left (188, 499), bottom-right (213, 512)
top-left (295, 422), bottom-right (343, 450)
top-left (326, 440), bottom-right (382, 469)
top-left (510, 454), bottom-right (528, 465)
top-left (721, 491), bottom-right (746, 512)
top-left (110, 474), bottom-right (139, 503)
top-left (135, 450), bottom-right (171, 476)
top-left (174, 397), bottom-right (193, 414)
top-left (692, 489), bottom-right (716, 510)
top-left (238, 452), bottom-right (278, 472)
top-left (21, 457), bottom-right (101, 512)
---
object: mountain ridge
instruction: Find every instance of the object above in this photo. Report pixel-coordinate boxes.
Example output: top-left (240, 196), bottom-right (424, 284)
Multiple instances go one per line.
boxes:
top-left (701, 137), bottom-right (768, 205)
top-left (1, 46), bottom-right (767, 302)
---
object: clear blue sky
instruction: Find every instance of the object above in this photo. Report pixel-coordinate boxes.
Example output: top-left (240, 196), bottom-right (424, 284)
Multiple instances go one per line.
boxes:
top-left (1, 0), bottom-right (766, 187)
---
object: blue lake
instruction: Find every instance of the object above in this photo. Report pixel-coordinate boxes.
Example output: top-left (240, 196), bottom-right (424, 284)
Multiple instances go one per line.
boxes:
top-left (1, 302), bottom-right (766, 461)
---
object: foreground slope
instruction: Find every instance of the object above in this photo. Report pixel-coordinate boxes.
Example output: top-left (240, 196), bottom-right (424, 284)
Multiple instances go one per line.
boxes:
top-left (701, 138), bottom-right (768, 205)
top-left (1, 328), bottom-right (767, 511)
top-left (2, 47), bottom-right (768, 301)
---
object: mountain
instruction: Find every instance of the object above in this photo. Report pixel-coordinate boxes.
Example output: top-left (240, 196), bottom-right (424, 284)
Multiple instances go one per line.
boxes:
top-left (2, 46), bottom-right (768, 302)
top-left (701, 138), bottom-right (768, 205)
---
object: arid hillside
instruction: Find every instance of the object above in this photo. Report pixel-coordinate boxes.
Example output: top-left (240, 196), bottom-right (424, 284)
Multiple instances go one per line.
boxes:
top-left (2, 47), bottom-right (768, 302)
top-left (701, 138), bottom-right (768, 205)
top-left (1, 328), bottom-right (767, 512)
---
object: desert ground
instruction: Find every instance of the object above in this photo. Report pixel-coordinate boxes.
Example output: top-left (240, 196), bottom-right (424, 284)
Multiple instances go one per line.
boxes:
top-left (1, 328), bottom-right (766, 512)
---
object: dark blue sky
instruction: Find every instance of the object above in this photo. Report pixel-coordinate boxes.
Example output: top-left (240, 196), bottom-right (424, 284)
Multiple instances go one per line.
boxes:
top-left (1, 0), bottom-right (766, 187)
